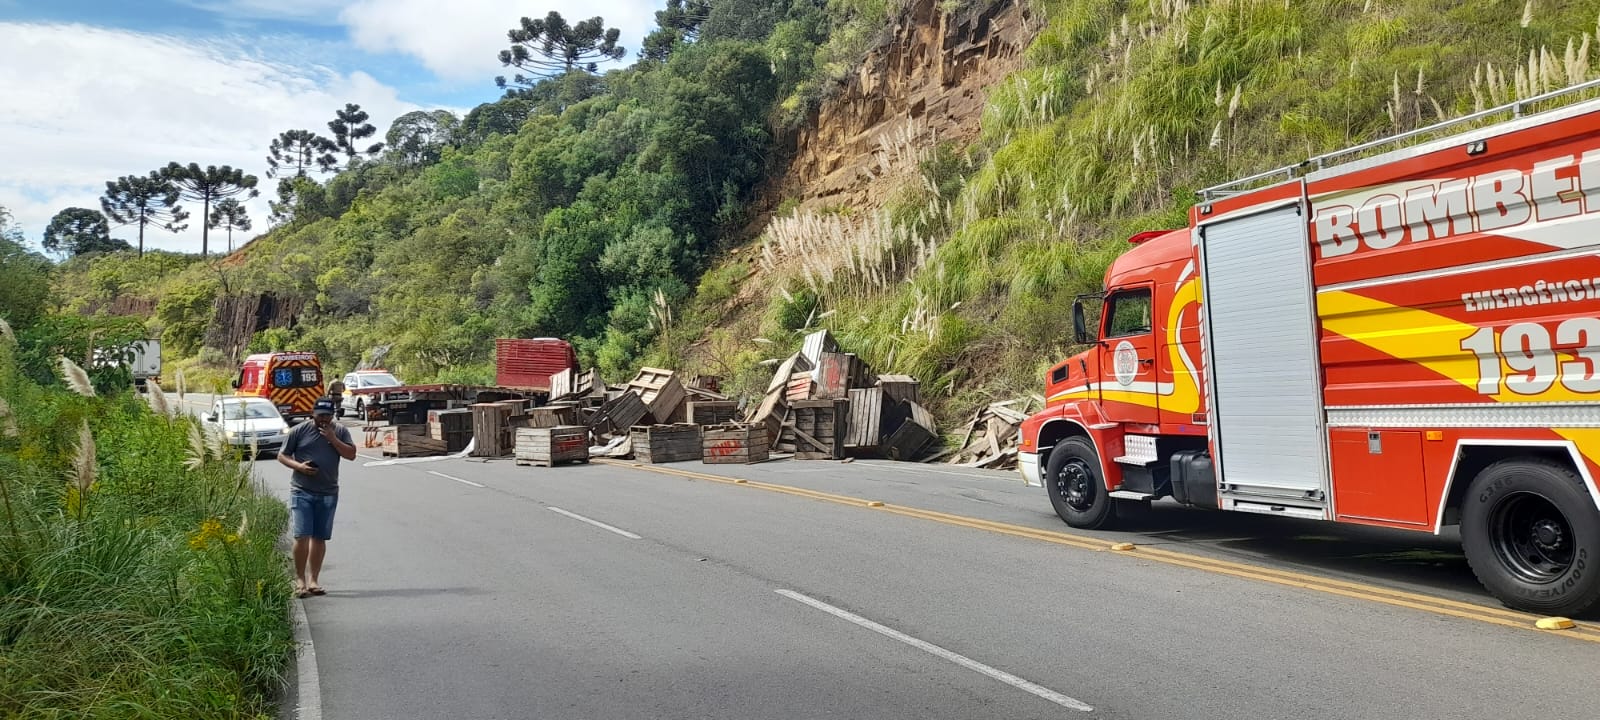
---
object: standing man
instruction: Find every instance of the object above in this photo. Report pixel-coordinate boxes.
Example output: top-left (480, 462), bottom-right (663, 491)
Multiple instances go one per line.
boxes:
top-left (278, 397), bottom-right (357, 598)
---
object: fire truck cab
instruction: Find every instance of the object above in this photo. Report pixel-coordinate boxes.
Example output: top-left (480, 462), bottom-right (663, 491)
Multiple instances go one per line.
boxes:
top-left (1021, 81), bottom-right (1600, 617)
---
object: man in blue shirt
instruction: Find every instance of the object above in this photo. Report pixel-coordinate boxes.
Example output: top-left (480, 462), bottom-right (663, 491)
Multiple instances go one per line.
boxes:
top-left (278, 397), bottom-right (357, 598)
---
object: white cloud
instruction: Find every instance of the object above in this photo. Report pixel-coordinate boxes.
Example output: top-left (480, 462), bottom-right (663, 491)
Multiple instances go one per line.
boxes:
top-left (173, 0), bottom-right (349, 24)
top-left (0, 22), bottom-right (421, 255)
top-left (340, 0), bottom-right (661, 82)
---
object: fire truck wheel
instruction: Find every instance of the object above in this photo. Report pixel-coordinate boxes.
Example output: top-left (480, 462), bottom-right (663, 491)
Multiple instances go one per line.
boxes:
top-left (1460, 458), bottom-right (1600, 617)
top-left (1045, 436), bottom-right (1118, 530)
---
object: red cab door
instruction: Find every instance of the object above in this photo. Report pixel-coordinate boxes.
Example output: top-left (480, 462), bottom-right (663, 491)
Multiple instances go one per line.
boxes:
top-left (1097, 285), bottom-right (1160, 426)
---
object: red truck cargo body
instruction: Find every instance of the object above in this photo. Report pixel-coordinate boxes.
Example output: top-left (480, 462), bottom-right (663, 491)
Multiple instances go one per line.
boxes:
top-left (494, 338), bottom-right (579, 392)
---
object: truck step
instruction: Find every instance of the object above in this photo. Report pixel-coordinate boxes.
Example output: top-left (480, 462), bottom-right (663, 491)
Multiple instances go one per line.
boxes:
top-left (1109, 490), bottom-right (1154, 501)
top-left (1113, 435), bottom-right (1159, 465)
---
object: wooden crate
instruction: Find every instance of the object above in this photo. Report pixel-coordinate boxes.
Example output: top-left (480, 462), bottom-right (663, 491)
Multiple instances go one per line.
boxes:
top-left (469, 402), bottom-right (516, 457)
top-left (883, 401), bottom-right (937, 461)
top-left (589, 391), bottom-right (649, 436)
top-left (629, 423), bottom-right (703, 463)
top-left (381, 424), bottom-right (448, 457)
top-left (527, 402), bottom-right (578, 428)
top-left (701, 424), bottom-right (769, 464)
top-left (877, 375), bottom-right (921, 406)
top-left (627, 368), bottom-right (686, 423)
top-left (428, 408), bottom-right (473, 440)
top-left (815, 352), bottom-right (870, 400)
top-left (791, 399), bottom-right (847, 460)
top-left (785, 371), bottom-right (815, 401)
top-left (514, 426), bottom-right (590, 467)
top-left (687, 400), bottom-right (739, 426)
top-left (844, 387), bottom-right (884, 453)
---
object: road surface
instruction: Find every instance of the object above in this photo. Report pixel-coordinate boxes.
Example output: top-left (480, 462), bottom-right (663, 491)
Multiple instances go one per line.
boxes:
top-left (172, 393), bottom-right (1600, 719)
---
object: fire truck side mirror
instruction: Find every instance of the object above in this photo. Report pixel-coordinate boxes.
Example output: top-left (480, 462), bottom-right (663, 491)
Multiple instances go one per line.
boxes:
top-left (1072, 301), bottom-right (1090, 344)
top-left (230, 377), bottom-right (241, 389)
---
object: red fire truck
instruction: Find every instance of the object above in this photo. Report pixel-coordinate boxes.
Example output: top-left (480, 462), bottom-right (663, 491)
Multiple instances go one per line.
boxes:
top-left (1020, 81), bottom-right (1600, 616)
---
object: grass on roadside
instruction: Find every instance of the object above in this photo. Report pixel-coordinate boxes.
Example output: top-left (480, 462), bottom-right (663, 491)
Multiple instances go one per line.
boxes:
top-left (0, 339), bottom-right (295, 720)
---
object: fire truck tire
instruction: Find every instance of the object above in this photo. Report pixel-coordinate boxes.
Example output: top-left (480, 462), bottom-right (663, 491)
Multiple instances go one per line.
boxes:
top-left (1460, 458), bottom-right (1600, 617)
top-left (1045, 436), bottom-right (1119, 530)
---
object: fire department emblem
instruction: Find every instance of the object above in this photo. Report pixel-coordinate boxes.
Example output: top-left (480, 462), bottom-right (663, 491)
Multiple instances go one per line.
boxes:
top-left (1113, 340), bottom-right (1139, 386)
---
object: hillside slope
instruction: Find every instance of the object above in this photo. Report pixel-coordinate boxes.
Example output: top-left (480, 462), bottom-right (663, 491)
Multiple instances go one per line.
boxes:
top-left (48, 0), bottom-right (1600, 425)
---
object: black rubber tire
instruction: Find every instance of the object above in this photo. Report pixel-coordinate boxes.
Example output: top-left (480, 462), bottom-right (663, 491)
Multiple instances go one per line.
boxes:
top-left (1460, 458), bottom-right (1600, 617)
top-left (1045, 436), bottom-right (1118, 530)
top-left (355, 400), bottom-right (366, 421)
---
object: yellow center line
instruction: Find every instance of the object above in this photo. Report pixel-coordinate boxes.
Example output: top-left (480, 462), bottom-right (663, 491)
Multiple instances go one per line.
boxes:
top-left (596, 459), bottom-right (1600, 642)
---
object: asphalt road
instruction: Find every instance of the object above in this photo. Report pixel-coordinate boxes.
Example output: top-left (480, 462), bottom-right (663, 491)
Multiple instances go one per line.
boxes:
top-left (172, 393), bottom-right (1600, 719)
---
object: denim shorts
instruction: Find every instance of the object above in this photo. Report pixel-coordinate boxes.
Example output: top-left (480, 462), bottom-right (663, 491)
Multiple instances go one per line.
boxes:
top-left (290, 488), bottom-right (339, 540)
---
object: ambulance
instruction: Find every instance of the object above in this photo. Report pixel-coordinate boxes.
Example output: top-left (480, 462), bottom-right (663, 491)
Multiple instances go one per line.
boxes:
top-left (232, 352), bottom-right (326, 423)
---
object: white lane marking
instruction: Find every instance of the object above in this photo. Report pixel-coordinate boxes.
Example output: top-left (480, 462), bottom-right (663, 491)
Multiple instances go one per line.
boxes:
top-left (428, 470), bottom-right (485, 488)
top-left (547, 507), bottom-right (642, 539)
top-left (357, 453), bottom-right (384, 462)
top-left (291, 596), bottom-right (323, 720)
top-left (774, 589), bottom-right (1093, 712)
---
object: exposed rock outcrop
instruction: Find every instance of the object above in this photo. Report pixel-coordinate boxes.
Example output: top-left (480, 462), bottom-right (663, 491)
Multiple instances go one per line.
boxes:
top-left (761, 0), bottom-right (1040, 218)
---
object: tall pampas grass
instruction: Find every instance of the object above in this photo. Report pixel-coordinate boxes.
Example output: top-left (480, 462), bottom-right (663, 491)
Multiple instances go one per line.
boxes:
top-left (186, 421), bottom-right (207, 471)
top-left (0, 398), bottom-right (16, 438)
top-left (146, 380), bottom-right (170, 417)
top-left (0, 317), bottom-right (13, 345)
top-left (58, 357), bottom-right (95, 397)
top-left (74, 420), bottom-right (96, 494)
top-left (175, 368), bottom-right (187, 401)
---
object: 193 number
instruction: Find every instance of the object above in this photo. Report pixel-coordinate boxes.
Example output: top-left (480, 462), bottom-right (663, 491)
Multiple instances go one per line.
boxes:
top-left (1460, 319), bottom-right (1600, 395)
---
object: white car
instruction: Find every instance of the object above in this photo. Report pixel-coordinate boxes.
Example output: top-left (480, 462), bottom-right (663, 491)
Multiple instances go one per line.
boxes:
top-left (203, 397), bottom-right (290, 457)
top-left (339, 370), bottom-right (405, 418)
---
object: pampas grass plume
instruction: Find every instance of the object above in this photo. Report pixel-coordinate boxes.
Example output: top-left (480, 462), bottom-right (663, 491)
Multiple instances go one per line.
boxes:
top-left (74, 420), bottom-right (96, 493)
top-left (146, 380), bottom-right (170, 417)
top-left (0, 317), bottom-right (13, 345)
top-left (58, 357), bottom-right (96, 397)
top-left (0, 398), bottom-right (17, 438)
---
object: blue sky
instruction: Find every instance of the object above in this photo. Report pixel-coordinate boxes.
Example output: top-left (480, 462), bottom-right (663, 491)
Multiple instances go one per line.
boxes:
top-left (0, 0), bottom-right (663, 254)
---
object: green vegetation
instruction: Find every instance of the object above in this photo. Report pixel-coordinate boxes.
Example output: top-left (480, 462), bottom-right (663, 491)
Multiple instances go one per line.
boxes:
top-left (0, 244), bottom-right (293, 718)
top-left (700, 0), bottom-right (1600, 420)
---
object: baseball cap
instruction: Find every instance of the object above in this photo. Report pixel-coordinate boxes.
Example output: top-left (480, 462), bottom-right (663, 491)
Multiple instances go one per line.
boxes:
top-left (313, 398), bottom-right (336, 415)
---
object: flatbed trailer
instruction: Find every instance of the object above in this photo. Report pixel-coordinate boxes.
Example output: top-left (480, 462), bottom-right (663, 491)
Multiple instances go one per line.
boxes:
top-left (347, 384), bottom-right (531, 423)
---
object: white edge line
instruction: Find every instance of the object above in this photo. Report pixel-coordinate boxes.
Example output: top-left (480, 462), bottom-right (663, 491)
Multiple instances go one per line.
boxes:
top-left (547, 507), bottom-right (642, 539)
top-left (291, 596), bottom-right (322, 720)
top-left (774, 589), bottom-right (1093, 712)
top-left (428, 470), bottom-right (485, 488)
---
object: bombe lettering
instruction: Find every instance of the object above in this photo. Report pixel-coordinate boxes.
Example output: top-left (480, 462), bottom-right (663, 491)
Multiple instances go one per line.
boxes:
top-left (1312, 149), bottom-right (1600, 258)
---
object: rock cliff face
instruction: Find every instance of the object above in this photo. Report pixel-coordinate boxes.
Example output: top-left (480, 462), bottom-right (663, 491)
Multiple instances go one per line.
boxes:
top-left (762, 0), bottom-right (1040, 216)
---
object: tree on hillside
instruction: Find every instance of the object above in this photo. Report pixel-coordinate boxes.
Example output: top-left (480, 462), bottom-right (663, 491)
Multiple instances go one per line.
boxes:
top-left (209, 198), bottom-right (252, 254)
top-left (100, 171), bottom-right (189, 257)
top-left (640, 0), bottom-right (711, 62)
top-left (266, 129), bottom-right (337, 179)
top-left (495, 12), bottom-right (625, 89)
top-left (43, 207), bottom-right (128, 257)
top-left (0, 205), bottom-right (52, 329)
top-left (386, 110), bottom-right (459, 167)
top-left (162, 163), bottom-right (259, 258)
top-left (326, 103), bottom-right (384, 168)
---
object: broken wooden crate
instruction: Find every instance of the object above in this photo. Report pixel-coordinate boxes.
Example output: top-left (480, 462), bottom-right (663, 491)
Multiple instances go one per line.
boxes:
top-left (940, 398), bottom-right (1036, 469)
top-left (514, 425), bottom-right (590, 467)
top-left (588, 391), bottom-right (650, 437)
top-left (380, 424), bottom-right (448, 458)
top-left (882, 401), bottom-right (937, 461)
top-left (428, 409), bottom-right (473, 452)
top-left (527, 402), bottom-right (579, 428)
top-left (627, 368), bottom-right (686, 425)
top-left (629, 423), bottom-right (702, 463)
top-left (876, 374), bottom-right (921, 406)
top-left (814, 352), bottom-right (871, 400)
top-left (701, 423), bottom-right (769, 464)
top-left (687, 400), bottom-right (739, 426)
top-left (790, 399), bottom-right (848, 460)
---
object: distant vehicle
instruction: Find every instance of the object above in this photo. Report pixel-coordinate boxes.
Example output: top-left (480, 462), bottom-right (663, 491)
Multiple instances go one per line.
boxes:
top-left (202, 396), bottom-right (289, 458)
top-left (233, 352), bottom-right (325, 423)
top-left (338, 369), bottom-right (405, 419)
top-left (89, 338), bottom-right (162, 392)
top-left (129, 339), bottom-right (161, 392)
